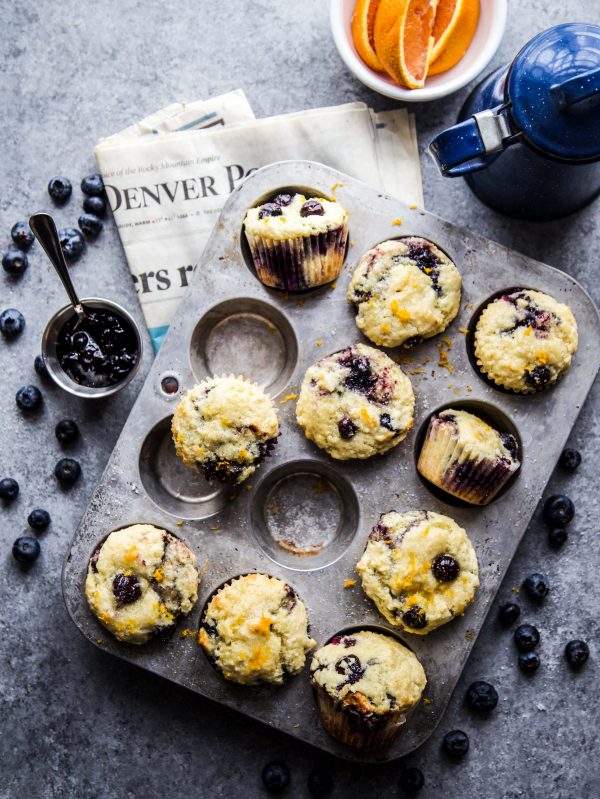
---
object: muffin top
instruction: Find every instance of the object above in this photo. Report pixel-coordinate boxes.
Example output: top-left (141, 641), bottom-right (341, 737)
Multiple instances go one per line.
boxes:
top-left (427, 408), bottom-right (519, 463)
top-left (244, 192), bottom-right (348, 240)
top-left (310, 630), bottom-right (426, 715)
top-left (199, 573), bottom-right (315, 685)
top-left (347, 238), bottom-right (462, 347)
top-left (85, 524), bottom-right (198, 645)
top-left (474, 289), bottom-right (578, 392)
top-left (356, 510), bottom-right (479, 634)
top-left (296, 343), bottom-right (415, 460)
top-left (171, 376), bottom-right (279, 484)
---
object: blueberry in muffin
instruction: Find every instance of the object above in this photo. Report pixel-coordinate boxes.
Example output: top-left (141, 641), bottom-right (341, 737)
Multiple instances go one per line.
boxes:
top-left (296, 343), bottom-right (415, 460)
top-left (347, 237), bottom-right (461, 347)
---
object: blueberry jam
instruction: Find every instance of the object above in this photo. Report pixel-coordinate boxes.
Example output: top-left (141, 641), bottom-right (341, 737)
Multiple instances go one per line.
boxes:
top-left (56, 309), bottom-right (138, 388)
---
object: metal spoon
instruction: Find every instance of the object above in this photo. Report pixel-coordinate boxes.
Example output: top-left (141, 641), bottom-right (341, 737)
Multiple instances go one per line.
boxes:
top-left (29, 213), bottom-right (86, 320)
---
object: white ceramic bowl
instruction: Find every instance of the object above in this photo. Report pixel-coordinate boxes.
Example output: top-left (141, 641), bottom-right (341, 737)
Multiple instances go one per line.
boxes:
top-left (330, 0), bottom-right (507, 102)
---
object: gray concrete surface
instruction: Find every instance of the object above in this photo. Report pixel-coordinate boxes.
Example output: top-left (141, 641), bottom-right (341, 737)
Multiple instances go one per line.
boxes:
top-left (0, 1), bottom-right (598, 797)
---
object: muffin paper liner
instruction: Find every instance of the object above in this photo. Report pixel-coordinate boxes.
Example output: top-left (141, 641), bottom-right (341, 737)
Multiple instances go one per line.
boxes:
top-left (314, 688), bottom-right (407, 751)
top-left (417, 416), bottom-right (519, 505)
top-left (246, 224), bottom-right (348, 290)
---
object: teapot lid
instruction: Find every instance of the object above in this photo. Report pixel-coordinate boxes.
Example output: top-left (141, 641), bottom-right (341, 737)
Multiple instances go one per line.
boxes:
top-left (507, 23), bottom-right (600, 162)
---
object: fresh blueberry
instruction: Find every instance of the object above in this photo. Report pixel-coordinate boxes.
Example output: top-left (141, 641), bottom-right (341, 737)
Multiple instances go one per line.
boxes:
top-left (58, 227), bottom-right (85, 260)
top-left (498, 602), bottom-right (520, 625)
top-left (16, 385), bottom-right (42, 412)
top-left (81, 173), bottom-right (104, 196)
top-left (272, 193), bottom-right (293, 208)
top-left (300, 199), bottom-right (324, 217)
top-left (12, 535), bottom-right (41, 564)
top-left (523, 573), bottom-right (550, 603)
top-left (2, 250), bottom-right (29, 275)
top-left (55, 419), bottom-right (79, 444)
top-left (524, 365), bottom-right (551, 389)
top-left (34, 355), bottom-right (50, 379)
top-left (54, 457), bottom-right (81, 486)
top-left (543, 494), bottom-right (574, 526)
top-left (442, 730), bottom-right (469, 758)
top-left (48, 176), bottom-right (72, 202)
top-left (78, 213), bottom-right (103, 237)
top-left (402, 606), bottom-right (427, 629)
top-left (112, 573), bottom-right (142, 605)
top-left (307, 768), bottom-right (333, 796)
top-left (548, 527), bottom-right (568, 548)
top-left (431, 554), bottom-right (460, 582)
top-left (564, 640), bottom-right (589, 669)
top-left (10, 221), bottom-right (34, 250)
top-left (28, 508), bottom-right (51, 531)
top-left (337, 416), bottom-right (357, 439)
top-left (466, 681), bottom-right (498, 712)
top-left (258, 202), bottom-right (282, 219)
top-left (83, 195), bottom-right (106, 217)
top-left (559, 448), bottom-right (581, 470)
top-left (0, 308), bottom-right (25, 338)
top-left (514, 624), bottom-right (540, 651)
top-left (261, 761), bottom-right (290, 793)
top-left (398, 766), bottom-right (425, 794)
top-left (0, 477), bottom-right (19, 502)
top-left (518, 651), bottom-right (540, 673)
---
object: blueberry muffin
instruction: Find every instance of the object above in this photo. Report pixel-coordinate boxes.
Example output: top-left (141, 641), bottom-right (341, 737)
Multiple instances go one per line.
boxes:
top-left (310, 630), bottom-right (426, 750)
top-left (347, 238), bottom-right (462, 347)
top-left (296, 343), bottom-right (415, 460)
top-left (243, 192), bottom-right (349, 290)
top-left (417, 409), bottom-right (520, 505)
top-left (171, 376), bottom-right (279, 484)
top-left (356, 511), bottom-right (479, 634)
top-left (85, 524), bottom-right (198, 645)
top-left (474, 289), bottom-right (578, 392)
top-left (199, 573), bottom-right (315, 685)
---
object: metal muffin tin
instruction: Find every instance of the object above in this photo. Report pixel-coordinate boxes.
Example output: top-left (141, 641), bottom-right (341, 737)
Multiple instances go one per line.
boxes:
top-left (63, 161), bottom-right (600, 761)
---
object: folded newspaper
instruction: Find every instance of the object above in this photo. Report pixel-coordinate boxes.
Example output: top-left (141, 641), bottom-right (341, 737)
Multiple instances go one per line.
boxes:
top-left (94, 90), bottom-right (423, 352)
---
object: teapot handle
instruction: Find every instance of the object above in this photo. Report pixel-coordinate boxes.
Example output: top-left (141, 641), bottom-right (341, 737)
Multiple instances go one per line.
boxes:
top-left (429, 106), bottom-right (519, 177)
top-left (551, 66), bottom-right (600, 108)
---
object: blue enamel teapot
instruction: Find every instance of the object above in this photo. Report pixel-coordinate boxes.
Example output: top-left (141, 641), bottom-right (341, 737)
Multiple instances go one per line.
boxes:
top-left (430, 23), bottom-right (600, 221)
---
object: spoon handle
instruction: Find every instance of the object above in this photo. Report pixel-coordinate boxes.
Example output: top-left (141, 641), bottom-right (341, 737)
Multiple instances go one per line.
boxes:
top-left (29, 213), bottom-right (84, 313)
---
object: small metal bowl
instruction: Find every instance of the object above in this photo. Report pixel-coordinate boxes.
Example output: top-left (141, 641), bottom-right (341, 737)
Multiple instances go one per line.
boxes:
top-left (41, 297), bottom-right (143, 399)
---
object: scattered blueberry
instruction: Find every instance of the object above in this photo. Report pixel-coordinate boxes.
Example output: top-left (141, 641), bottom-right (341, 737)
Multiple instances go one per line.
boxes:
top-left (261, 761), bottom-right (290, 793)
top-left (543, 494), bottom-right (574, 526)
top-left (523, 573), bottom-right (550, 604)
top-left (48, 176), bottom-right (72, 202)
top-left (398, 766), bottom-right (425, 794)
top-left (2, 249), bottom-right (29, 275)
top-left (0, 477), bottom-right (19, 503)
top-left (81, 173), bottom-right (104, 196)
top-left (307, 768), bottom-right (333, 797)
top-left (258, 202), bottom-right (282, 219)
top-left (560, 448), bottom-right (581, 470)
top-left (498, 602), bottom-right (520, 625)
top-left (12, 535), bottom-right (40, 564)
top-left (514, 624), bottom-right (540, 651)
top-left (54, 457), bottom-right (81, 486)
top-left (272, 193), bottom-right (293, 208)
top-left (34, 354), bottom-right (50, 379)
top-left (431, 554), bottom-right (460, 582)
top-left (518, 651), bottom-right (540, 673)
top-left (16, 385), bottom-right (42, 412)
top-left (78, 213), bottom-right (103, 237)
top-left (402, 606), bottom-right (427, 629)
top-left (0, 308), bottom-right (25, 338)
top-left (10, 221), bottom-right (34, 250)
top-left (466, 681), bottom-right (498, 712)
top-left (58, 227), bottom-right (85, 260)
top-left (55, 419), bottom-right (79, 444)
top-left (548, 527), bottom-right (568, 549)
top-left (300, 199), bottom-right (324, 217)
top-left (337, 416), bottom-right (357, 439)
top-left (565, 639), bottom-right (589, 669)
top-left (28, 508), bottom-right (51, 531)
top-left (442, 730), bottom-right (469, 758)
top-left (83, 195), bottom-right (106, 217)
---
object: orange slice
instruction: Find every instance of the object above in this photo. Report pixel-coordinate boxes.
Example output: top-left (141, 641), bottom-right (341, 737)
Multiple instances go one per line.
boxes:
top-left (373, 0), bottom-right (439, 89)
top-left (428, 0), bottom-right (479, 76)
top-left (352, 0), bottom-right (384, 72)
